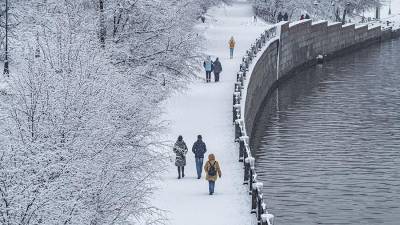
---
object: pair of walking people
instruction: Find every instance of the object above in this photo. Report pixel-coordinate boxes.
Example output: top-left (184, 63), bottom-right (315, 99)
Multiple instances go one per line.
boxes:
top-left (173, 135), bottom-right (222, 195)
top-left (203, 56), bottom-right (223, 83)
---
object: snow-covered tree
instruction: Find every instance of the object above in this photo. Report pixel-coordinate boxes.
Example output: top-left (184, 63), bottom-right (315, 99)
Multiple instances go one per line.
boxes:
top-left (252, 0), bottom-right (380, 23)
top-left (0, 0), bottom-right (213, 224)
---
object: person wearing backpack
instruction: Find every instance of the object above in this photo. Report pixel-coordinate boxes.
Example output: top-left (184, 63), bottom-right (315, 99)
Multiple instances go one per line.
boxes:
top-left (204, 153), bottom-right (222, 195)
top-left (192, 135), bottom-right (207, 179)
top-left (173, 135), bottom-right (188, 179)
top-left (228, 36), bottom-right (235, 59)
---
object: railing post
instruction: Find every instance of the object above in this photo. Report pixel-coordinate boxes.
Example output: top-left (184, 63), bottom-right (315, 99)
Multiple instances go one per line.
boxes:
top-left (233, 92), bottom-right (240, 105)
top-left (248, 156), bottom-right (255, 194)
top-left (234, 119), bottom-right (242, 142)
top-left (243, 151), bottom-right (250, 184)
top-left (238, 136), bottom-right (248, 162)
top-left (233, 104), bottom-right (240, 123)
top-left (251, 184), bottom-right (258, 213)
top-left (261, 214), bottom-right (274, 225)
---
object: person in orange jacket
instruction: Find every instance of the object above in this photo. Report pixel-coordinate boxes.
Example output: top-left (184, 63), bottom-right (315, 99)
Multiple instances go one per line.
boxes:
top-left (228, 36), bottom-right (236, 59)
top-left (204, 153), bottom-right (222, 195)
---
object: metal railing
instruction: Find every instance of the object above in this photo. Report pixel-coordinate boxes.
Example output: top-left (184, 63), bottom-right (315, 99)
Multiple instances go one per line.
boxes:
top-left (232, 26), bottom-right (277, 225)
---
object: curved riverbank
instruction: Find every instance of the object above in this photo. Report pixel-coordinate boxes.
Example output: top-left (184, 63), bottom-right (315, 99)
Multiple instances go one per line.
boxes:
top-left (252, 36), bottom-right (400, 225)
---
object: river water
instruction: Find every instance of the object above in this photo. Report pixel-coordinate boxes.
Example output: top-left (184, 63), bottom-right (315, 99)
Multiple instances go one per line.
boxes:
top-left (251, 38), bottom-right (400, 225)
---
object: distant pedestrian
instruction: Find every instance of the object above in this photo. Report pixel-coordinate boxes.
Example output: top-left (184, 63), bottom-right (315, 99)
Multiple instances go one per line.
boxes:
top-left (173, 135), bottom-right (188, 179)
top-left (283, 12), bottom-right (289, 21)
top-left (277, 12), bottom-right (283, 22)
top-left (200, 15), bottom-right (205, 23)
top-left (203, 56), bottom-right (213, 83)
top-left (300, 14), bottom-right (305, 20)
top-left (192, 135), bottom-right (207, 179)
top-left (213, 58), bottom-right (222, 82)
top-left (253, 15), bottom-right (257, 23)
top-left (204, 153), bottom-right (222, 195)
top-left (305, 14), bottom-right (310, 19)
top-left (228, 36), bottom-right (236, 59)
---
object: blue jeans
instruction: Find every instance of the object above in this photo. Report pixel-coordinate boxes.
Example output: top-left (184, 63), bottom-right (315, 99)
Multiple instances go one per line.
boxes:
top-left (195, 157), bottom-right (204, 178)
top-left (208, 181), bottom-right (215, 194)
top-left (230, 48), bottom-right (234, 58)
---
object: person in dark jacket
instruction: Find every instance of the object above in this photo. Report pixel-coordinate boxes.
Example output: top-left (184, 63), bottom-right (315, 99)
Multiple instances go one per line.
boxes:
top-left (212, 58), bottom-right (222, 82)
top-left (300, 14), bottom-right (305, 20)
top-left (283, 12), bottom-right (289, 21)
top-left (173, 135), bottom-right (188, 179)
top-left (192, 135), bottom-right (207, 179)
top-left (305, 14), bottom-right (310, 19)
top-left (277, 12), bottom-right (283, 22)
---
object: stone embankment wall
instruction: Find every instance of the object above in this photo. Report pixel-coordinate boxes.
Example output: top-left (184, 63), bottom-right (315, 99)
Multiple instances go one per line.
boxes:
top-left (245, 20), bottom-right (399, 137)
top-left (245, 39), bottom-right (279, 137)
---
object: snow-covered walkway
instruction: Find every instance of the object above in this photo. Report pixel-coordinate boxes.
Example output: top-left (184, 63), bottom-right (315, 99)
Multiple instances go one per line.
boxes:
top-left (154, 1), bottom-right (270, 225)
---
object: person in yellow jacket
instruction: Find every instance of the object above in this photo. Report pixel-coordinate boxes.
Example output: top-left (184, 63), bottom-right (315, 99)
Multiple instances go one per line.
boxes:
top-left (204, 153), bottom-right (222, 195)
top-left (228, 36), bottom-right (235, 59)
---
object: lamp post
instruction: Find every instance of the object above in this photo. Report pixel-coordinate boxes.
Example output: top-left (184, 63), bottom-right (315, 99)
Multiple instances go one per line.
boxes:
top-left (3, 0), bottom-right (9, 76)
top-left (389, 0), bottom-right (392, 15)
top-left (375, 0), bottom-right (380, 20)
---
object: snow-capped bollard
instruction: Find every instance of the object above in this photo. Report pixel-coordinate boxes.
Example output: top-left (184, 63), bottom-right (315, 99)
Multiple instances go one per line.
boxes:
top-left (233, 104), bottom-right (241, 123)
top-left (248, 156), bottom-right (255, 170)
top-left (234, 121), bottom-right (241, 142)
top-left (316, 54), bottom-right (324, 64)
top-left (234, 82), bottom-right (242, 96)
top-left (239, 136), bottom-right (248, 162)
top-left (239, 75), bottom-right (244, 86)
top-left (233, 92), bottom-right (241, 105)
top-left (255, 182), bottom-right (263, 192)
top-left (243, 151), bottom-right (250, 185)
top-left (261, 213), bottom-right (274, 225)
top-left (242, 69), bottom-right (247, 78)
top-left (251, 183), bottom-right (258, 213)
top-left (247, 156), bottom-right (255, 194)
top-left (237, 71), bottom-right (244, 81)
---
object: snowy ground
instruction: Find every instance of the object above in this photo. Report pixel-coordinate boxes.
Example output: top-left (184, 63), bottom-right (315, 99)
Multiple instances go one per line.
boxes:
top-left (153, 1), bottom-right (271, 225)
top-left (363, 0), bottom-right (400, 29)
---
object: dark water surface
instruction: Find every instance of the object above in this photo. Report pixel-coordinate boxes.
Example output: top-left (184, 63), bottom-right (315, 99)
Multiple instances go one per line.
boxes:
top-left (252, 39), bottom-right (400, 225)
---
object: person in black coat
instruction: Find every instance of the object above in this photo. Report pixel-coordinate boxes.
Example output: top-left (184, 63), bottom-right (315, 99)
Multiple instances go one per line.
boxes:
top-left (283, 12), bottom-right (289, 21)
top-left (192, 135), bottom-right (207, 179)
top-left (212, 58), bottom-right (222, 82)
top-left (173, 135), bottom-right (188, 179)
top-left (277, 12), bottom-right (283, 22)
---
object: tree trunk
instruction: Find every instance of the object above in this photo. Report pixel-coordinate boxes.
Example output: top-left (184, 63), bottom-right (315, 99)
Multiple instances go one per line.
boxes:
top-left (99, 0), bottom-right (106, 48)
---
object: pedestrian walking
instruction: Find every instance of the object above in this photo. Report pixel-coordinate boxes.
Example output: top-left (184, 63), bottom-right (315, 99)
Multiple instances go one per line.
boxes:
top-left (213, 57), bottom-right (222, 82)
top-left (192, 135), bottom-right (207, 179)
top-left (200, 15), bottom-right (205, 23)
top-left (253, 15), bottom-right (257, 23)
top-left (173, 135), bottom-right (188, 179)
top-left (305, 14), bottom-right (310, 19)
top-left (204, 153), bottom-right (222, 195)
top-left (300, 14), bottom-right (305, 20)
top-left (277, 12), bottom-right (283, 22)
top-left (228, 36), bottom-right (236, 59)
top-left (203, 56), bottom-right (213, 83)
top-left (283, 12), bottom-right (289, 21)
